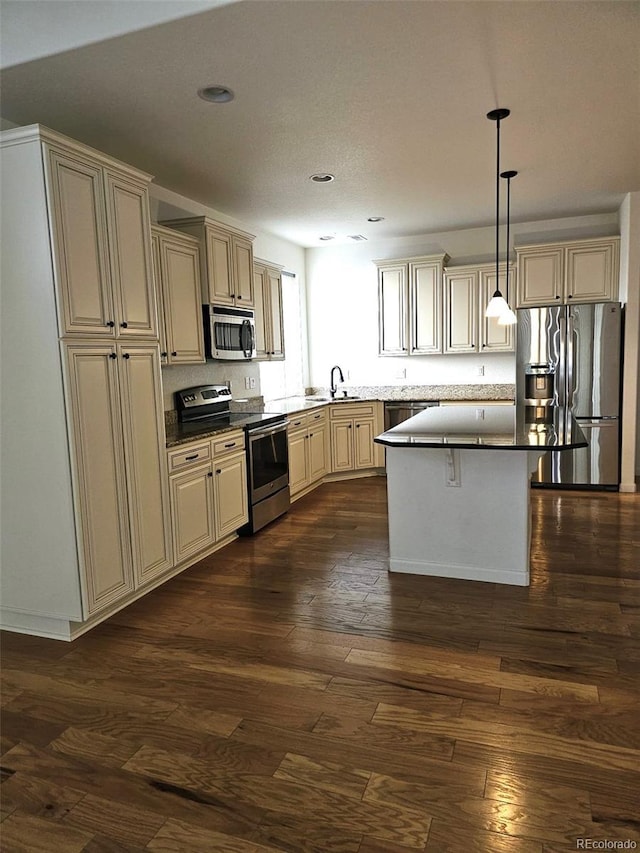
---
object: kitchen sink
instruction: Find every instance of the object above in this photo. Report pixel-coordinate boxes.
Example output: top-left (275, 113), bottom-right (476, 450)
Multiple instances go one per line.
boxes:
top-left (305, 394), bottom-right (361, 402)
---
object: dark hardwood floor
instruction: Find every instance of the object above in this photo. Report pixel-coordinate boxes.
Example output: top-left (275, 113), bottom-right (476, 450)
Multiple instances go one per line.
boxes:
top-left (2, 478), bottom-right (639, 852)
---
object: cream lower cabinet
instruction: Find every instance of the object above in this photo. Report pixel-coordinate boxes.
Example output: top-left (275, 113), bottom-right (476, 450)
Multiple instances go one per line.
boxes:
top-left (168, 431), bottom-right (248, 564)
top-left (151, 225), bottom-right (205, 365)
top-left (516, 237), bottom-right (620, 307)
top-left (329, 403), bottom-right (384, 473)
top-left (253, 259), bottom-right (285, 360)
top-left (65, 342), bottom-right (173, 615)
top-left (287, 409), bottom-right (329, 499)
top-left (443, 263), bottom-right (515, 353)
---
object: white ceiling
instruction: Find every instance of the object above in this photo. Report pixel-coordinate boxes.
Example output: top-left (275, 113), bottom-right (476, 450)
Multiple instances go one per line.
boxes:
top-left (1, 0), bottom-right (638, 248)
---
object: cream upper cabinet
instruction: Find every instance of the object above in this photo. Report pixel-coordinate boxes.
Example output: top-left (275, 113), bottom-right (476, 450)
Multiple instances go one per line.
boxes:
top-left (151, 225), bottom-right (205, 365)
top-left (377, 263), bottom-right (408, 355)
top-left (46, 145), bottom-right (157, 338)
top-left (410, 258), bottom-right (443, 354)
top-left (65, 342), bottom-right (172, 614)
top-left (478, 267), bottom-right (515, 352)
top-left (444, 264), bottom-right (514, 354)
top-left (160, 216), bottom-right (256, 308)
top-left (376, 254), bottom-right (449, 356)
top-left (516, 237), bottom-right (619, 307)
top-left (253, 259), bottom-right (285, 360)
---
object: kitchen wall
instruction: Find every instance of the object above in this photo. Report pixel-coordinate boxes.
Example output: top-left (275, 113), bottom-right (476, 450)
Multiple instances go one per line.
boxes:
top-left (305, 212), bottom-right (619, 392)
top-left (149, 183), bottom-right (306, 411)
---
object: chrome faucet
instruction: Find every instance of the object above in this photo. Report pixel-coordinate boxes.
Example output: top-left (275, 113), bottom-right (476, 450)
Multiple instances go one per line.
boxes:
top-left (330, 365), bottom-right (345, 398)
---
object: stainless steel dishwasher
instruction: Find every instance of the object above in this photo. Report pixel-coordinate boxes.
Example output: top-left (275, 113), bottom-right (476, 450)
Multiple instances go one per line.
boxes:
top-left (384, 401), bottom-right (439, 430)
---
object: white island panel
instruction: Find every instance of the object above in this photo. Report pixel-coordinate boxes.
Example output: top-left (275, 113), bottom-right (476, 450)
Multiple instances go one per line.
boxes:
top-left (385, 446), bottom-right (544, 585)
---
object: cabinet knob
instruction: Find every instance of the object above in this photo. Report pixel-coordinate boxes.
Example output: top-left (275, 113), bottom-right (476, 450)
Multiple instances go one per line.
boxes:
top-left (171, 351), bottom-right (177, 357)
top-left (567, 294), bottom-right (573, 299)
top-left (356, 424), bottom-right (360, 428)
top-left (109, 352), bottom-right (117, 360)
top-left (216, 468), bottom-right (222, 475)
top-left (123, 353), bottom-right (130, 359)
top-left (106, 321), bottom-right (115, 328)
top-left (161, 352), bottom-right (168, 358)
top-left (207, 471), bottom-right (213, 478)
top-left (348, 424), bottom-right (352, 429)
top-left (237, 295), bottom-right (242, 300)
top-left (120, 321), bottom-right (128, 328)
top-left (555, 295), bottom-right (561, 300)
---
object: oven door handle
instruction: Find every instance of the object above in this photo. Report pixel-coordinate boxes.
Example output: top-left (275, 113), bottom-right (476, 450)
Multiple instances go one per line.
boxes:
top-left (248, 421), bottom-right (289, 439)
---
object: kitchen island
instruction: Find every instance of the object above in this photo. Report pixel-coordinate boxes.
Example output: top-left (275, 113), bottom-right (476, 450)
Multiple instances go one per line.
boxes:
top-left (375, 405), bottom-right (587, 586)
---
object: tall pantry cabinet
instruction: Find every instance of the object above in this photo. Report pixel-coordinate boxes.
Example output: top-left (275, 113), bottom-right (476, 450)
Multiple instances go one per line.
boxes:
top-left (0, 125), bottom-right (172, 640)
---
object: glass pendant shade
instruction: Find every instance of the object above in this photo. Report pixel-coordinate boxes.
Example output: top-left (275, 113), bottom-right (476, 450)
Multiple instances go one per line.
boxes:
top-left (486, 293), bottom-right (511, 318)
top-left (497, 306), bottom-right (517, 325)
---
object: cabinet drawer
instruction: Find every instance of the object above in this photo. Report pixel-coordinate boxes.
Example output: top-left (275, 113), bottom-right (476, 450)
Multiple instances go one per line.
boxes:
top-left (307, 408), bottom-right (328, 427)
top-left (287, 412), bottom-right (309, 432)
top-left (212, 430), bottom-right (245, 457)
top-left (330, 403), bottom-right (376, 420)
top-left (167, 441), bottom-right (211, 473)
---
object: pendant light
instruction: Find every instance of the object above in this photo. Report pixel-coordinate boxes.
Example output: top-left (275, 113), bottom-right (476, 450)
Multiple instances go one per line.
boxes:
top-left (485, 108), bottom-right (516, 322)
top-left (498, 169), bottom-right (518, 326)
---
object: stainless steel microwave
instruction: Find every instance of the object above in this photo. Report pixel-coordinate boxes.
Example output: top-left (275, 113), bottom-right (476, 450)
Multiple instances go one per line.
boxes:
top-left (203, 305), bottom-right (256, 360)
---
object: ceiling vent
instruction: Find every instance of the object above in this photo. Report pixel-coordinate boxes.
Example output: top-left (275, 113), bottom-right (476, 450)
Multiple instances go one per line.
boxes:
top-left (348, 234), bottom-right (367, 242)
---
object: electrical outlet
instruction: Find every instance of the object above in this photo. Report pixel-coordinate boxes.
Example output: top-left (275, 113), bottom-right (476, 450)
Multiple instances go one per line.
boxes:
top-left (477, 365), bottom-right (485, 376)
top-left (476, 408), bottom-right (485, 420)
top-left (395, 368), bottom-right (406, 379)
top-left (249, 378), bottom-right (256, 389)
top-left (244, 377), bottom-right (251, 389)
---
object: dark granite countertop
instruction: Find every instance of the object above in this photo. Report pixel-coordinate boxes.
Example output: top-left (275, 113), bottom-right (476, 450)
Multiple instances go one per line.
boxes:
top-left (374, 404), bottom-right (588, 451)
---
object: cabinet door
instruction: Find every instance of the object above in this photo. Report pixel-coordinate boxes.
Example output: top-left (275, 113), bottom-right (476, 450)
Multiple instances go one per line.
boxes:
top-left (118, 344), bottom-right (173, 585)
top-left (151, 233), bottom-right (169, 363)
top-left (354, 420), bottom-right (375, 469)
top-left (46, 149), bottom-right (115, 336)
top-left (104, 173), bottom-right (157, 338)
top-left (232, 236), bottom-right (255, 306)
top-left (169, 464), bottom-right (215, 564)
top-left (252, 265), bottom-right (270, 359)
top-left (64, 343), bottom-right (134, 615)
top-left (444, 271), bottom-right (477, 353)
top-left (516, 247), bottom-right (563, 307)
top-left (409, 260), bottom-right (442, 354)
top-left (161, 238), bottom-right (205, 364)
top-left (266, 268), bottom-right (285, 358)
top-left (378, 264), bottom-right (407, 355)
top-left (308, 423), bottom-right (328, 483)
top-left (213, 451), bottom-right (249, 538)
top-left (204, 226), bottom-right (234, 304)
top-left (288, 429), bottom-right (309, 495)
top-left (566, 241), bottom-right (618, 302)
top-left (330, 421), bottom-right (354, 472)
top-left (479, 267), bottom-right (514, 352)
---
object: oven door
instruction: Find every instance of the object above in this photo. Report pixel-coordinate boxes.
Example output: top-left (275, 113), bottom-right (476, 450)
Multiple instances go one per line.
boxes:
top-left (246, 422), bottom-right (289, 503)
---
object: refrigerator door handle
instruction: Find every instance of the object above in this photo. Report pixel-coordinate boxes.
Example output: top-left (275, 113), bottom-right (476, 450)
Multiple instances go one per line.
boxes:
top-left (567, 312), bottom-right (577, 411)
top-left (558, 312), bottom-right (567, 409)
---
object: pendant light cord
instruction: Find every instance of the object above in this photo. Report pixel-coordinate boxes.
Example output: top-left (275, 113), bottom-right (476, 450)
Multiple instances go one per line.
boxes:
top-left (494, 115), bottom-right (501, 298)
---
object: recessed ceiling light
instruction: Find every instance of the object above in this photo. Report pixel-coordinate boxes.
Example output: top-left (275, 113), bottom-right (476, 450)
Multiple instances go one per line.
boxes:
top-left (319, 235), bottom-right (335, 241)
top-left (310, 173), bottom-right (335, 183)
top-left (197, 85), bottom-right (234, 103)
top-left (367, 216), bottom-right (385, 222)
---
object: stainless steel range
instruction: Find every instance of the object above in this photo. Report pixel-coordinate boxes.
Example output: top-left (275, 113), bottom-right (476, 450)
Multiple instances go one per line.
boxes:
top-left (176, 385), bottom-right (290, 534)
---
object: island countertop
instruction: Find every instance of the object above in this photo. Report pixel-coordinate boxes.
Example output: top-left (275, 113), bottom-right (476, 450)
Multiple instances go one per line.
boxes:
top-left (374, 404), bottom-right (587, 451)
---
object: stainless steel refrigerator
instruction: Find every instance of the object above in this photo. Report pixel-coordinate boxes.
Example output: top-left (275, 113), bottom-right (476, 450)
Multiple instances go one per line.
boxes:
top-left (516, 303), bottom-right (622, 488)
